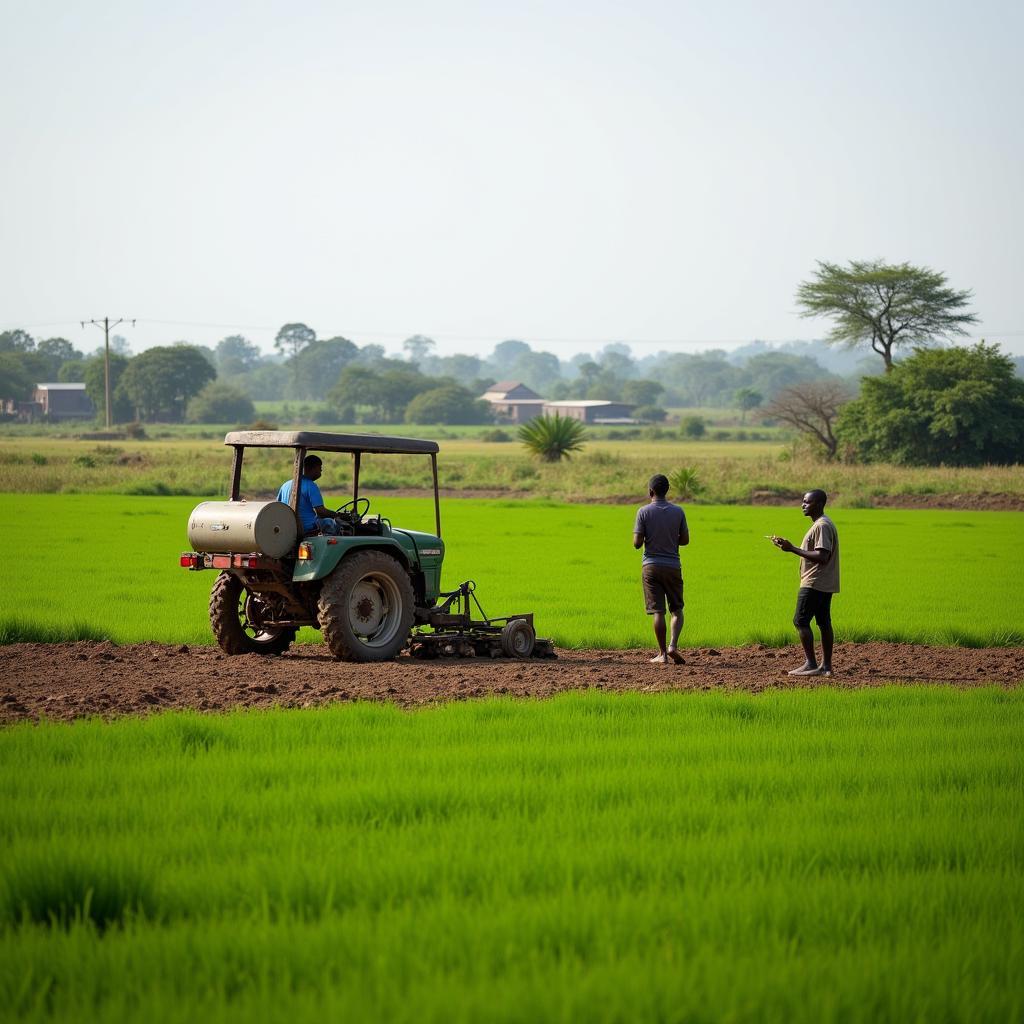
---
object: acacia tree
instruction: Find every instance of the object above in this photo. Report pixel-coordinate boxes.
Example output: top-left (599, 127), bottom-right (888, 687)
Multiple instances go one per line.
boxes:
top-left (796, 260), bottom-right (978, 372)
top-left (765, 380), bottom-right (852, 460)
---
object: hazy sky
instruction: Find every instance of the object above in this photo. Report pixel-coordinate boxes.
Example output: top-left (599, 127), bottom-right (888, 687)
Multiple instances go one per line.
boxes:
top-left (2, 0), bottom-right (1022, 358)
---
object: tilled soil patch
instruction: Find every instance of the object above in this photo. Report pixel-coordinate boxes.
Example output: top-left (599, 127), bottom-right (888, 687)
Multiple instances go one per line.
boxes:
top-left (1, 642), bottom-right (1021, 724)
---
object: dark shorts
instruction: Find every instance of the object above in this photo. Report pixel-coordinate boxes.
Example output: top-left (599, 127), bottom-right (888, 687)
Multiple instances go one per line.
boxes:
top-left (642, 564), bottom-right (684, 615)
top-left (794, 587), bottom-right (834, 628)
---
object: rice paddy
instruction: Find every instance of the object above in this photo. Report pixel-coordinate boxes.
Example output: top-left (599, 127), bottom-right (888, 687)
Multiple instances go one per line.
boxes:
top-left (1, 687), bottom-right (1021, 1023)
top-left (1, 494), bottom-right (1022, 649)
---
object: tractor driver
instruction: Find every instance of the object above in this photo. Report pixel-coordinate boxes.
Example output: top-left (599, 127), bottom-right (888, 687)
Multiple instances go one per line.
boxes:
top-left (277, 454), bottom-right (343, 536)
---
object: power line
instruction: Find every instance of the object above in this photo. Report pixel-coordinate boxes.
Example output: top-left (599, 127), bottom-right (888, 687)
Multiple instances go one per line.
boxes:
top-left (99, 319), bottom-right (1024, 349)
top-left (81, 318), bottom-right (134, 428)
top-left (6, 316), bottom-right (1024, 348)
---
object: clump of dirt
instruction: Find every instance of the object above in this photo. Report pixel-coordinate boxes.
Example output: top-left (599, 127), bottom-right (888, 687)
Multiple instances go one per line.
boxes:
top-left (1, 642), bottom-right (1020, 724)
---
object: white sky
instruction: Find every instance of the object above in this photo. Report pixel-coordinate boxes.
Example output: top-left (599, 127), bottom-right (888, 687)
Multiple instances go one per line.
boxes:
top-left (2, 0), bottom-right (1022, 358)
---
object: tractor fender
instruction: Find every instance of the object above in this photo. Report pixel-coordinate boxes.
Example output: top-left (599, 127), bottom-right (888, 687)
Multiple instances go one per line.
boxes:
top-left (292, 535), bottom-right (414, 583)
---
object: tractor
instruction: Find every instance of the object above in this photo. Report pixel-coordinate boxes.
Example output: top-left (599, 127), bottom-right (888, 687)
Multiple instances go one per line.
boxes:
top-left (180, 430), bottom-right (554, 661)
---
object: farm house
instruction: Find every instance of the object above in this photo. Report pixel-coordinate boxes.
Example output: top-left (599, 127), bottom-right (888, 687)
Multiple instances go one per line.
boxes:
top-left (478, 381), bottom-right (547, 423)
top-left (540, 399), bottom-right (636, 424)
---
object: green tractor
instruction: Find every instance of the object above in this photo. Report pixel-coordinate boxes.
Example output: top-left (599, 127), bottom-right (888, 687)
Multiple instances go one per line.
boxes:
top-left (180, 430), bottom-right (552, 662)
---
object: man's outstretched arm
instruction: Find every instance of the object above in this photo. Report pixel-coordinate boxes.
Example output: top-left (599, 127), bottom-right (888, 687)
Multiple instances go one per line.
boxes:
top-left (772, 537), bottom-right (830, 563)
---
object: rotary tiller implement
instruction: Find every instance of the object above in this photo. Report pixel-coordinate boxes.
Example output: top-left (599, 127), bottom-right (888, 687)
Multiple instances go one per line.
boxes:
top-left (409, 580), bottom-right (556, 660)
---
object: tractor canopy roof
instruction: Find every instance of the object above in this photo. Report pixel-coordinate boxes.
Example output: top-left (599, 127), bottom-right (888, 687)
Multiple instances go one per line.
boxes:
top-left (224, 430), bottom-right (439, 455)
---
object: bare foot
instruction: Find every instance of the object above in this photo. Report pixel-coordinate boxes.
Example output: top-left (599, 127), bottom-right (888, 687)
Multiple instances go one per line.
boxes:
top-left (649, 653), bottom-right (668, 664)
top-left (666, 649), bottom-right (685, 664)
top-left (787, 665), bottom-right (823, 676)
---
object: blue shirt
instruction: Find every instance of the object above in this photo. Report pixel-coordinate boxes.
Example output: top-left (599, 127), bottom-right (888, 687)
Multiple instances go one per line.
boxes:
top-left (277, 476), bottom-right (325, 532)
top-left (634, 499), bottom-right (687, 568)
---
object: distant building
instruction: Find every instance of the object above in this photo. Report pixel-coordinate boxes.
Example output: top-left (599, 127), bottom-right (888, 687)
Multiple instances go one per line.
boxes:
top-left (479, 384), bottom-right (638, 425)
top-left (540, 400), bottom-right (635, 424)
top-left (478, 381), bottom-right (547, 424)
top-left (33, 383), bottom-right (95, 421)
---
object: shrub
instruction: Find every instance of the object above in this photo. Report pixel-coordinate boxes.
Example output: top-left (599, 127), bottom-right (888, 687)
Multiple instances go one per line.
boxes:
top-left (837, 343), bottom-right (1024, 466)
top-left (481, 428), bottom-right (512, 442)
top-left (681, 415), bottom-right (706, 439)
top-left (405, 385), bottom-right (491, 425)
top-left (187, 382), bottom-right (256, 424)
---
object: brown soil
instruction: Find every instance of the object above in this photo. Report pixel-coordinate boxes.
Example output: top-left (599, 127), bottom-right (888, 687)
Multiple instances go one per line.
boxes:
top-left (1, 642), bottom-right (1021, 724)
top-left (869, 492), bottom-right (1024, 511)
top-left (749, 490), bottom-right (1024, 510)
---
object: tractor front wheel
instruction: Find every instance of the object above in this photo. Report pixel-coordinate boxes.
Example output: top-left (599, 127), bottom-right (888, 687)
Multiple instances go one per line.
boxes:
top-left (209, 572), bottom-right (297, 656)
top-left (318, 550), bottom-right (415, 661)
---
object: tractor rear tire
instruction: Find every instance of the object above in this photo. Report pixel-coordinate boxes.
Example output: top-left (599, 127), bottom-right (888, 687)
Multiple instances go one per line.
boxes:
top-left (318, 550), bottom-right (415, 662)
top-left (500, 619), bottom-right (536, 658)
top-left (209, 571), bottom-right (297, 656)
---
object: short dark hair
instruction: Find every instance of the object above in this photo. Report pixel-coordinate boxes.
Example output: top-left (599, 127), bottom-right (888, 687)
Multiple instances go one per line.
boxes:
top-left (806, 488), bottom-right (827, 505)
top-left (648, 473), bottom-right (669, 497)
top-left (303, 454), bottom-right (323, 472)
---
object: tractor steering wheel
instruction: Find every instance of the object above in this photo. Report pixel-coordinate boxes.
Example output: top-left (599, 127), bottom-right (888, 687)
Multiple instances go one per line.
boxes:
top-left (335, 497), bottom-right (371, 523)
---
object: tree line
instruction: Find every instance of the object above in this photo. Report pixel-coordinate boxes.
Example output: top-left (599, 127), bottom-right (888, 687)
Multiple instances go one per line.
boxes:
top-left (2, 259), bottom-right (1022, 465)
top-left (0, 323), bottom-right (866, 427)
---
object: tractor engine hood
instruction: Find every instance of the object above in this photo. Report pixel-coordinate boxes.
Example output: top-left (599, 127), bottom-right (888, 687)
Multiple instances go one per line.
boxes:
top-left (392, 529), bottom-right (444, 563)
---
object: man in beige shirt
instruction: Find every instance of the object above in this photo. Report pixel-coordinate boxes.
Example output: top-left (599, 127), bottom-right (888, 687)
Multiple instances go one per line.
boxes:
top-left (771, 489), bottom-right (839, 676)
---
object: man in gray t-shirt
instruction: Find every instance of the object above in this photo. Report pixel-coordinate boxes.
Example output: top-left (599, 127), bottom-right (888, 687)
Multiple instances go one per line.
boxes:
top-left (633, 473), bottom-right (690, 664)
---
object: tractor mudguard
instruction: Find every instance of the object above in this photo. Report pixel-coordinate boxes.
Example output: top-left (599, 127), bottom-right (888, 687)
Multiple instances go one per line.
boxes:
top-left (292, 534), bottom-right (415, 582)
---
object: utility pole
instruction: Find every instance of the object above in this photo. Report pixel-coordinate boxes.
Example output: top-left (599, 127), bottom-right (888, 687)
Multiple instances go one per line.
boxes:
top-left (81, 318), bottom-right (135, 428)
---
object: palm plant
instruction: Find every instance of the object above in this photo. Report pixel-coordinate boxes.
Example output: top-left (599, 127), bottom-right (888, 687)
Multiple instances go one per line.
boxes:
top-left (668, 466), bottom-right (703, 502)
top-left (518, 414), bottom-right (587, 462)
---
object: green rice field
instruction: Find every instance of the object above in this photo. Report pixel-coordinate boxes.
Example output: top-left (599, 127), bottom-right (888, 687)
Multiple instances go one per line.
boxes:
top-left (1, 688), bottom-right (1021, 1022)
top-left (1, 494), bottom-right (1022, 648)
